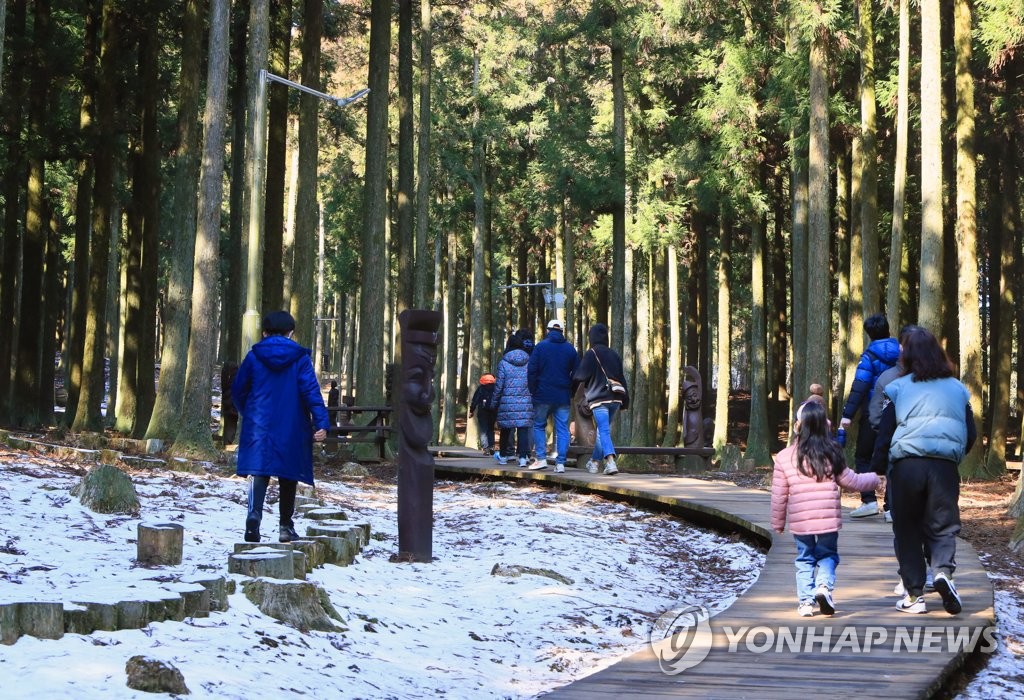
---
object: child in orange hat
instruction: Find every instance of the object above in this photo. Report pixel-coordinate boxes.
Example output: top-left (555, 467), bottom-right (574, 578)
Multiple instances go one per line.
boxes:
top-left (470, 374), bottom-right (498, 454)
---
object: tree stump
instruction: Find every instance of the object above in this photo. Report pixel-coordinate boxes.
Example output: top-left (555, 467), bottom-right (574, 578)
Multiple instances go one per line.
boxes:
top-left (71, 463), bottom-right (141, 515)
top-left (294, 496), bottom-right (320, 509)
top-left (63, 603), bottom-right (94, 635)
top-left (304, 507), bottom-right (348, 521)
top-left (227, 550), bottom-right (294, 580)
top-left (0, 602), bottom-right (65, 644)
top-left (181, 575), bottom-right (231, 612)
top-left (305, 535), bottom-right (355, 566)
top-left (116, 600), bottom-right (150, 630)
top-left (290, 539), bottom-right (326, 571)
top-left (305, 523), bottom-right (364, 554)
top-left (240, 579), bottom-right (344, 632)
top-left (70, 600), bottom-right (118, 632)
top-left (137, 523), bottom-right (184, 566)
top-left (297, 484), bottom-right (316, 498)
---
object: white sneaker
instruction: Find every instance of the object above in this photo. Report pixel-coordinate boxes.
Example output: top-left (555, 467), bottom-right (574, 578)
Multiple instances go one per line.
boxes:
top-left (798, 602), bottom-right (815, 617)
top-left (603, 457), bottom-right (618, 475)
top-left (933, 572), bottom-right (962, 615)
top-left (896, 594), bottom-right (927, 614)
top-left (850, 502), bottom-right (880, 518)
top-left (554, 463), bottom-right (565, 473)
top-left (526, 457), bottom-right (547, 470)
top-left (814, 585), bottom-right (835, 615)
top-left (518, 457), bottom-right (528, 468)
top-left (894, 579), bottom-right (906, 596)
top-left (884, 510), bottom-right (893, 523)
top-left (585, 460), bottom-right (600, 474)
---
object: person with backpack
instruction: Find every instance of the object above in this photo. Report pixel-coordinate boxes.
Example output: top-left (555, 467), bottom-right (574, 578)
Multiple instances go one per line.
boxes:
top-left (839, 313), bottom-right (900, 519)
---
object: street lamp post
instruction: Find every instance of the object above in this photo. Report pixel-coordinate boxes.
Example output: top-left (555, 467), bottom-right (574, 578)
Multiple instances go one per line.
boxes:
top-left (240, 69), bottom-right (368, 357)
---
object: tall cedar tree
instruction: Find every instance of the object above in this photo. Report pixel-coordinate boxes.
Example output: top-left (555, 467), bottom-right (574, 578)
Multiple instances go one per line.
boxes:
top-left (146, 0), bottom-right (205, 439)
top-left (176, 0), bottom-right (231, 453)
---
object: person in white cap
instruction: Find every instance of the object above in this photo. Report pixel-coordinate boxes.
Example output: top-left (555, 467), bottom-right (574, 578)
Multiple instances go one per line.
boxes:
top-left (526, 319), bottom-right (578, 472)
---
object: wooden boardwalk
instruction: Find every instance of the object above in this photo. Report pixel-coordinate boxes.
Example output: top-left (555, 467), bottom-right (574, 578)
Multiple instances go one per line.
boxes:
top-left (432, 447), bottom-right (995, 699)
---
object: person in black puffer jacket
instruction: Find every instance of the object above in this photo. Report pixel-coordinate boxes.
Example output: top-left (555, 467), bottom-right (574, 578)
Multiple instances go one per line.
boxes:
top-left (571, 323), bottom-right (628, 476)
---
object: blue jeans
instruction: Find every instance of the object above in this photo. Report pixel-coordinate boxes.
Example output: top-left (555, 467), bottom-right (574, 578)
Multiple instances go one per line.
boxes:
top-left (590, 404), bottom-right (619, 461)
top-left (533, 403), bottom-right (570, 464)
top-left (793, 532), bottom-right (840, 603)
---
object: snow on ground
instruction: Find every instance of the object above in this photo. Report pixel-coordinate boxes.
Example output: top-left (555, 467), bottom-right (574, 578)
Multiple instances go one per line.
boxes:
top-left (0, 451), bottom-right (763, 699)
top-left (957, 569), bottom-right (1024, 699)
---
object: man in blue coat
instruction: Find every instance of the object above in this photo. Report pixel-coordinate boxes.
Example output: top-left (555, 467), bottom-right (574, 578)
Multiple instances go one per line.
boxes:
top-left (527, 319), bottom-right (578, 472)
top-left (233, 311), bottom-right (329, 542)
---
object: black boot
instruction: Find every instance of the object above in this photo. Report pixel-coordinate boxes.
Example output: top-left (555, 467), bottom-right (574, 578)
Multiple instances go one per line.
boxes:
top-left (244, 516), bottom-right (261, 542)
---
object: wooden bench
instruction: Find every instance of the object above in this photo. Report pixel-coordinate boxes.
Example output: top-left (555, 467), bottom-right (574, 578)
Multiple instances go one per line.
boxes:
top-left (323, 405), bottom-right (393, 460)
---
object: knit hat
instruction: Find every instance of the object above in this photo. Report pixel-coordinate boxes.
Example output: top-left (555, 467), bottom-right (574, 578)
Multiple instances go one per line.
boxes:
top-left (262, 310), bottom-right (296, 335)
top-left (479, 374), bottom-right (496, 385)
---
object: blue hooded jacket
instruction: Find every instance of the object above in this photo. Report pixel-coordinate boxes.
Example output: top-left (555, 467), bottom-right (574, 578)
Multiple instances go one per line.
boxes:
top-left (493, 348), bottom-right (533, 428)
top-left (233, 335), bottom-right (329, 485)
top-left (842, 336), bottom-right (901, 421)
top-left (527, 330), bottom-right (578, 405)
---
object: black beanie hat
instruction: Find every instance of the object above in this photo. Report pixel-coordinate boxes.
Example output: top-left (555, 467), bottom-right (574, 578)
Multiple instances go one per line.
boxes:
top-left (262, 310), bottom-right (296, 335)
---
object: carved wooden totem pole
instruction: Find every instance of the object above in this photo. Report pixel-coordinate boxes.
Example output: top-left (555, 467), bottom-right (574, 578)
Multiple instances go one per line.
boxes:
top-left (682, 366), bottom-right (705, 448)
top-left (397, 309), bottom-right (442, 562)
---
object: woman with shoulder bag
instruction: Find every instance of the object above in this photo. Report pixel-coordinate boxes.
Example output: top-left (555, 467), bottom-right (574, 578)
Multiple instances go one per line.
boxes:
top-left (571, 323), bottom-right (629, 475)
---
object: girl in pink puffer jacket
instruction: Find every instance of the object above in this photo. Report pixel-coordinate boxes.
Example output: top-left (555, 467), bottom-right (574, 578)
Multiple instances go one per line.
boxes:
top-left (771, 399), bottom-right (880, 617)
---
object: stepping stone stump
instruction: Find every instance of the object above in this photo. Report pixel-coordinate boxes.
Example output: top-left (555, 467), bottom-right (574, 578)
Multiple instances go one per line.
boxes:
top-left (241, 579), bottom-right (344, 632)
top-left (137, 523), bottom-right (184, 566)
top-left (306, 521), bottom-right (369, 553)
top-left (294, 496), bottom-right (321, 509)
top-left (0, 602), bottom-right (65, 645)
top-left (232, 543), bottom-right (307, 579)
top-left (228, 549), bottom-right (294, 580)
top-left (304, 535), bottom-right (356, 566)
top-left (303, 507), bottom-right (348, 521)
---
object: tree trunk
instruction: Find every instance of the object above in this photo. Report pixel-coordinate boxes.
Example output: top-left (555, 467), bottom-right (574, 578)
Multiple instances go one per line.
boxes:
top-left (262, 0), bottom-right (291, 313)
top-left (858, 0), bottom-right (880, 317)
top-left (610, 37), bottom-right (626, 359)
top-left (14, 0), bottom-right (51, 428)
top-left (413, 0), bottom-right (432, 309)
top-left (464, 49), bottom-right (486, 449)
top-left (222, 0), bottom-right (250, 364)
top-left (176, 0), bottom-right (231, 454)
top-left (0, 0), bottom-right (27, 419)
top-left (806, 14), bottom-right (831, 391)
top-left (630, 251), bottom-right (651, 446)
top-left (787, 14), bottom-right (808, 410)
top-left (145, 0), bottom-right (205, 439)
top-left (953, 0), bottom-right (985, 478)
top-left (291, 0), bottom-right (322, 343)
top-left (984, 123), bottom-right (1018, 478)
top-left (835, 146), bottom-right (850, 425)
top-left (887, 0), bottom-right (910, 330)
top-left (72, 0), bottom-right (120, 432)
top-left (355, 0), bottom-right (390, 405)
top-left (846, 135), bottom-right (863, 407)
top-left (918, 0), bottom-right (943, 329)
top-left (712, 217), bottom-right (730, 452)
top-left (440, 225), bottom-right (458, 444)
top-left (665, 243), bottom-right (681, 445)
top-left (744, 216), bottom-right (772, 466)
top-left (395, 0), bottom-right (414, 315)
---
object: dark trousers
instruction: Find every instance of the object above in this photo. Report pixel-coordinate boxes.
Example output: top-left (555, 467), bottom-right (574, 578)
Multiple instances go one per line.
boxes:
top-left (855, 415), bottom-right (886, 508)
top-left (889, 457), bottom-right (960, 596)
top-left (499, 426), bottom-right (531, 459)
top-left (476, 409), bottom-right (496, 450)
top-left (247, 476), bottom-right (298, 528)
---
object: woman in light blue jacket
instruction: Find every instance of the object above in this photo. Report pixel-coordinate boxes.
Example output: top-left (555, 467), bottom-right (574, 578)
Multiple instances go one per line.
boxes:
top-left (871, 327), bottom-right (975, 617)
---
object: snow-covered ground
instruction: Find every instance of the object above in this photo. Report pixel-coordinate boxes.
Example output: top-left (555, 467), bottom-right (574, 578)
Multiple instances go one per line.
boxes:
top-left (0, 450), bottom-right (763, 698)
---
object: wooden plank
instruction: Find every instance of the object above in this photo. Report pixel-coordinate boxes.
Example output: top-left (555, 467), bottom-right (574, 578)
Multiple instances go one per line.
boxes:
top-left (433, 448), bottom-right (996, 699)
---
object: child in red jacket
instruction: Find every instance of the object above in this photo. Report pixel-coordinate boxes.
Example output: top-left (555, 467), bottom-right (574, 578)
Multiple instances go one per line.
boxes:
top-left (771, 397), bottom-right (880, 617)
